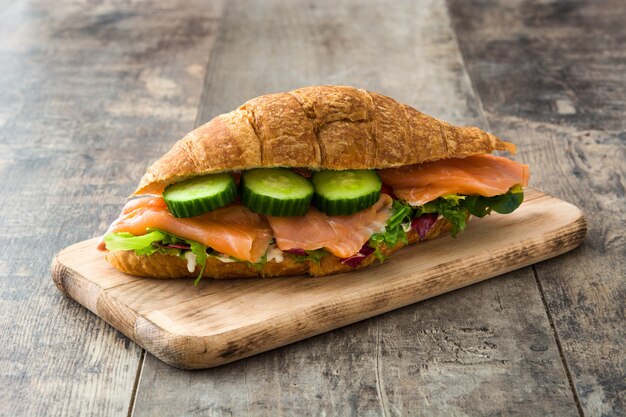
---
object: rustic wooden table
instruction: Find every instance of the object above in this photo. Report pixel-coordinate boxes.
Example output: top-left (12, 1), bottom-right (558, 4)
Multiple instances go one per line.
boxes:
top-left (1, 1), bottom-right (623, 416)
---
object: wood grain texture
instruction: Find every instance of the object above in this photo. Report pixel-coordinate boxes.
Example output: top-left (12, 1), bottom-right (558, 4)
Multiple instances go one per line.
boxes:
top-left (53, 190), bottom-right (586, 369)
top-left (448, 0), bottom-right (626, 415)
top-left (0, 0), bottom-right (223, 416)
top-left (129, 1), bottom-right (584, 415)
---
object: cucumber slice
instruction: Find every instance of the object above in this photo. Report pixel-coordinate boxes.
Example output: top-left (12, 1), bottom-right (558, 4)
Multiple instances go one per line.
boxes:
top-left (163, 173), bottom-right (237, 218)
top-left (241, 168), bottom-right (314, 216)
top-left (312, 170), bottom-right (381, 216)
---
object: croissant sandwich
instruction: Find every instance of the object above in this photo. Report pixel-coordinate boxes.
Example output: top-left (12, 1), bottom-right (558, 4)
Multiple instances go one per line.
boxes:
top-left (98, 86), bottom-right (530, 282)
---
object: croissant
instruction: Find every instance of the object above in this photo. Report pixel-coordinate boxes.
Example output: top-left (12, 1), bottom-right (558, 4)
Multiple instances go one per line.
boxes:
top-left (102, 86), bottom-right (526, 279)
top-left (135, 85), bottom-right (514, 195)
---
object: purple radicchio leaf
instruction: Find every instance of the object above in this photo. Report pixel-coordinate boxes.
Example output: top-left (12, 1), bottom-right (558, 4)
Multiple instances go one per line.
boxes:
top-left (284, 248), bottom-right (307, 256)
top-left (411, 213), bottom-right (439, 240)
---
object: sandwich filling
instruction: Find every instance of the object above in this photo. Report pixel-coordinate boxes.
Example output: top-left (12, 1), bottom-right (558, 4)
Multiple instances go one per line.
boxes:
top-left (379, 154), bottom-right (530, 206)
top-left (100, 154), bottom-right (529, 283)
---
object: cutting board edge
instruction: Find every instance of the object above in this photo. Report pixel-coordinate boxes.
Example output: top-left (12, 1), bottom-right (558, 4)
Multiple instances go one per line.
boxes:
top-left (155, 210), bottom-right (587, 369)
top-left (52, 256), bottom-right (163, 362)
top-left (52, 202), bottom-right (586, 370)
top-left (52, 255), bottom-right (101, 314)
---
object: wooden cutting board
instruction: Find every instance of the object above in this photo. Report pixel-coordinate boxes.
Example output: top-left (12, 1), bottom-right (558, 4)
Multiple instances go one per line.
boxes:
top-left (51, 189), bottom-right (586, 369)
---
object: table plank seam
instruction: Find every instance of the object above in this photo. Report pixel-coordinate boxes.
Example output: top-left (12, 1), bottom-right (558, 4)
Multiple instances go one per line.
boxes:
top-left (532, 267), bottom-right (585, 417)
top-left (126, 349), bottom-right (146, 417)
top-left (375, 318), bottom-right (389, 417)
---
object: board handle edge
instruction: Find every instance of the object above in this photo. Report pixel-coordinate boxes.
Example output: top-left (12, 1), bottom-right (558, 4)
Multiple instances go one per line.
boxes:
top-left (50, 254), bottom-right (70, 296)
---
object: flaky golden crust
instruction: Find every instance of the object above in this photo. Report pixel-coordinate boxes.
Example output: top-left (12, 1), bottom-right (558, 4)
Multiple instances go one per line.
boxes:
top-left (134, 86), bottom-right (514, 195)
top-left (105, 217), bottom-right (453, 280)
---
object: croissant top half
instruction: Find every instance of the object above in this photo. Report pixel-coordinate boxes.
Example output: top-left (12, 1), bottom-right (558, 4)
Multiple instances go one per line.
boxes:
top-left (134, 85), bottom-right (515, 195)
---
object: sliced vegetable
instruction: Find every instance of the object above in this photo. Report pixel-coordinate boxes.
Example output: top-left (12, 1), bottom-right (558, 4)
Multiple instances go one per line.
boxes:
top-left (241, 168), bottom-right (314, 216)
top-left (312, 170), bottom-right (382, 216)
top-left (163, 173), bottom-right (237, 218)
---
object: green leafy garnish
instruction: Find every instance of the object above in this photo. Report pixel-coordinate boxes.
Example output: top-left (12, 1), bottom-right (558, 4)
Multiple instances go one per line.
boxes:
top-left (104, 231), bottom-right (166, 253)
top-left (305, 249), bottom-right (328, 264)
top-left (369, 200), bottom-right (413, 262)
top-left (464, 184), bottom-right (524, 217)
top-left (189, 241), bottom-right (209, 285)
top-left (414, 187), bottom-right (525, 237)
top-left (290, 249), bottom-right (328, 264)
top-left (244, 252), bottom-right (268, 271)
top-left (104, 229), bottom-right (209, 285)
top-left (415, 194), bottom-right (469, 237)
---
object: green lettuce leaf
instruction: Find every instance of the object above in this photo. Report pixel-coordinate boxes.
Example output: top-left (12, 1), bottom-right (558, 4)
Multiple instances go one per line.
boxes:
top-left (464, 184), bottom-right (524, 217)
top-left (104, 229), bottom-right (209, 285)
top-left (415, 195), bottom-right (469, 237)
top-left (244, 253), bottom-right (268, 271)
top-left (369, 200), bottom-right (413, 262)
top-left (414, 187), bottom-right (525, 237)
top-left (104, 231), bottom-right (166, 252)
top-left (290, 249), bottom-right (328, 264)
top-left (189, 241), bottom-right (209, 285)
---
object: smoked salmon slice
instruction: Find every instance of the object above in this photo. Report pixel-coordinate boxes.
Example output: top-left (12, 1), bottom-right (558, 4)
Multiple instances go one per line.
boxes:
top-left (104, 197), bottom-right (272, 263)
top-left (267, 194), bottom-right (393, 258)
top-left (379, 154), bottom-right (529, 206)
